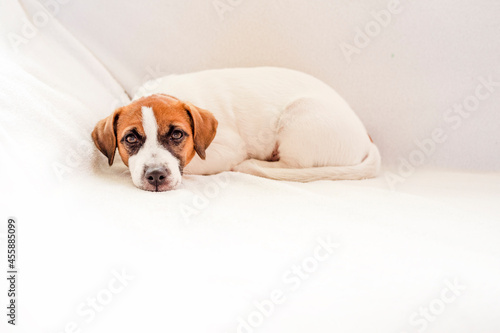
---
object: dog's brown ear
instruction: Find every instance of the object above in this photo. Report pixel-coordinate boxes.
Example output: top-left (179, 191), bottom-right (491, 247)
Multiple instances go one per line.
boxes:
top-left (184, 102), bottom-right (218, 160)
top-left (92, 108), bottom-right (121, 166)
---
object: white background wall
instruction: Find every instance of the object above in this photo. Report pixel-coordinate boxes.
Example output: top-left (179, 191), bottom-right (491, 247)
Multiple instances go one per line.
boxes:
top-left (35, 0), bottom-right (500, 171)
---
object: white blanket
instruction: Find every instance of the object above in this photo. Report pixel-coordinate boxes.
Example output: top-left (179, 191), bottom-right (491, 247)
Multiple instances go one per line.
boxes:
top-left (1, 1), bottom-right (499, 332)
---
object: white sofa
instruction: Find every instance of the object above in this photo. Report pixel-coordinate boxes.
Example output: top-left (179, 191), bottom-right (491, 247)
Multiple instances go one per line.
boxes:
top-left (1, 0), bottom-right (499, 332)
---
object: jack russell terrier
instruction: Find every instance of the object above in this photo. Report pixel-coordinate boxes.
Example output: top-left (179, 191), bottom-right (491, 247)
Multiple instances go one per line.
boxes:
top-left (92, 67), bottom-right (380, 192)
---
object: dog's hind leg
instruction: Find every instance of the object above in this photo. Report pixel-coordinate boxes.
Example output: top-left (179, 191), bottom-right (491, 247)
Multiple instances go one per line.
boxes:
top-left (232, 96), bottom-right (380, 181)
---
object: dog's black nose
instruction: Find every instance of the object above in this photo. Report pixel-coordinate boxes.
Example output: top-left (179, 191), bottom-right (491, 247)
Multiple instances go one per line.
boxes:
top-left (145, 167), bottom-right (168, 186)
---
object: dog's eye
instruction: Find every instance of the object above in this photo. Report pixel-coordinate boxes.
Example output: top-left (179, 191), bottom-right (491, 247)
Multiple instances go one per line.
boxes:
top-left (171, 130), bottom-right (183, 140)
top-left (125, 134), bottom-right (137, 143)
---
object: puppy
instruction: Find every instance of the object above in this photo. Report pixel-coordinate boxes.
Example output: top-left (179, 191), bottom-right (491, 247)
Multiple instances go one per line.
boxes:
top-left (92, 67), bottom-right (380, 191)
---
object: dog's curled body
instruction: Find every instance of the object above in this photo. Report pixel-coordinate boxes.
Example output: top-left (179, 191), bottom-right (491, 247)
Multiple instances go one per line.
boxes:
top-left (134, 67), bottom-right (380, 180)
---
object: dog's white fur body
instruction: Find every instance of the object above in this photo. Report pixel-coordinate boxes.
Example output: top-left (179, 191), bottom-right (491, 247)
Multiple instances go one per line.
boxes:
top-left (134, 67), bottom-right (380, 181)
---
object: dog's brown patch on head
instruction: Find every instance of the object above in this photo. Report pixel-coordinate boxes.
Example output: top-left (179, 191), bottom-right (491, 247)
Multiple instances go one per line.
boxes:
top-left (93, 94), bottom-right (218, 170)
top-left (114, 107), bottom-right (145, 165)
top-left (150, 96), bottom-right (195, 169)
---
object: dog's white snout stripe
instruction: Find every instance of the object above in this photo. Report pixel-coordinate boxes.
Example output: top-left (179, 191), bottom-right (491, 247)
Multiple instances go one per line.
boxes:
top-left (141, 106), bottom-right (159, 148)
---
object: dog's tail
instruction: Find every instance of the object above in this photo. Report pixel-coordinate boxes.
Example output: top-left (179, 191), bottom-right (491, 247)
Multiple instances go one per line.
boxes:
top-left (248, 143), bottom-right (381, 182)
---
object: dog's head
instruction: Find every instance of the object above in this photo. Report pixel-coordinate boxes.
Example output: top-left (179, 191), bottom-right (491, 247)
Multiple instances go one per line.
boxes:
top-left (92, 94), bottom-right (218, 191)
